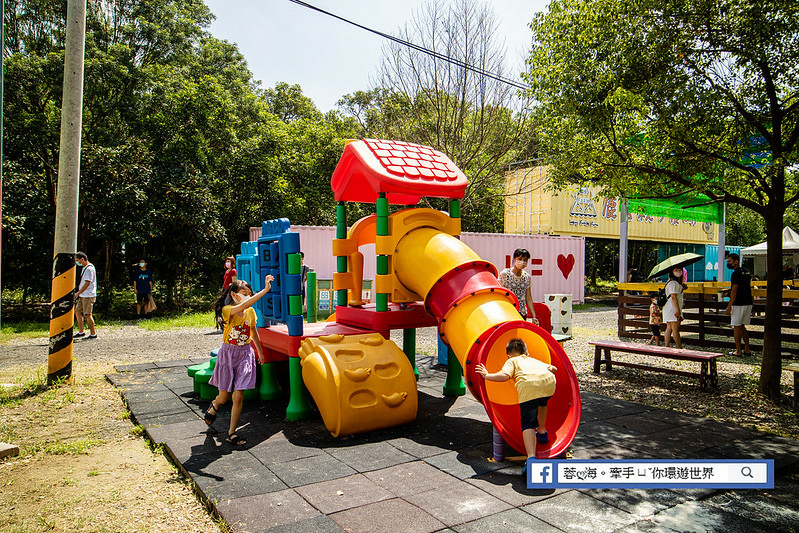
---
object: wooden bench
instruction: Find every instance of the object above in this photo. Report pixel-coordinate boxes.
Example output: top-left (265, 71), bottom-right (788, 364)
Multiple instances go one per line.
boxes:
top-left (590, 340), bottom-right (727, 391)
top-left (785, 363), bottom-right (799, 408)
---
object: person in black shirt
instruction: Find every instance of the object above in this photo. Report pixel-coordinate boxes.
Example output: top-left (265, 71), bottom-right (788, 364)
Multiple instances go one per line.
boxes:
top-left (133, 259), bottom-right (154, 318)
top-left (725, 253), bottom-right (752, 356)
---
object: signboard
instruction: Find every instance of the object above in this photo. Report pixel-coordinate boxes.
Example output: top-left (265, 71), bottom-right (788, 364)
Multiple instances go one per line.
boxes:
top-left (318, 289), bottom-right (331, 311)
top-left (505, 167), bottom-right (717, 244)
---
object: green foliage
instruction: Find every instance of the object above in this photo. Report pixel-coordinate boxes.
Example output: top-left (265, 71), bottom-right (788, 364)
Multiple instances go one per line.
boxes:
top-left (526, 0), bottom-right (799, 398)
top-left (1, 0), bottom-right (358, 309)
top-left (526, 0), bottom-right (799, 211)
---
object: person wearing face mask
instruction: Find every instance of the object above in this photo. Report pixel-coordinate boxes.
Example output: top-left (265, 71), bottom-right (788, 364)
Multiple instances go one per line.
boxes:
top-left (205, 275), bottom-right (274, 446)
top-left (498, 248), bottom-right (539, 324)
top-left (663, 267), bottom-right (687, 349)
top-left (133, 259), bottom-right (153, 318)
top-left (223, 256), bottom-right (237, 289)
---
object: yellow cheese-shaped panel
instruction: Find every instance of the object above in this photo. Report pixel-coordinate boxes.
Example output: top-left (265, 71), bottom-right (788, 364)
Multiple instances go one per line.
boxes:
top-left (299, 333), bottom-right (418, 437)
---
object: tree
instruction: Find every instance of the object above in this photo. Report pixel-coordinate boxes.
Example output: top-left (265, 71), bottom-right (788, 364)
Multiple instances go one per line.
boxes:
top-left (525, 0), bottom-right (799, 399)
top-left (338, 0), bottom-right (537, 232)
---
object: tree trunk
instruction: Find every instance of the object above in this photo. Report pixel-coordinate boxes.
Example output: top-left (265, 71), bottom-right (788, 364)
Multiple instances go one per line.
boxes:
top-left (758, 207), bottom-right (784, 400)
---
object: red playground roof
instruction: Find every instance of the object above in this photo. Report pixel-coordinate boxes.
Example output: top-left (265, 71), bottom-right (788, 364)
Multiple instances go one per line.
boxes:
top-left (330, 139), bottom-right (468, 204)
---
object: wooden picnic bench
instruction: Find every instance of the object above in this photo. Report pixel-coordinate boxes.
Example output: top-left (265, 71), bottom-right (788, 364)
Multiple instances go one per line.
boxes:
top-left (785, 363), bottom-right (799, 408)
top-left (590, 340), bottom-right (726, 391)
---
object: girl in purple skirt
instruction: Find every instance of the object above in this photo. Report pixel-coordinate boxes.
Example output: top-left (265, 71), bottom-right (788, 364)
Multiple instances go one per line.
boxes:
top-left (204, 275), bottom-right (273, 446)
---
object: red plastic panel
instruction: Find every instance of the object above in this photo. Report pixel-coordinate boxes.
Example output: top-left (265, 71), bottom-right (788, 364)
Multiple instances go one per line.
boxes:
top-left (330, 139), bottom-right (468, 204)
top-left (475, 321), bottom-right (581, 459)
top-left (334, 303), bottom-right (437, 332)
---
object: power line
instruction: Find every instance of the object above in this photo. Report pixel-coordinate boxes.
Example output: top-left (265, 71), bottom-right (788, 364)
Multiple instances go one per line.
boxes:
top-left (286, 0), bottom-right (529, 91)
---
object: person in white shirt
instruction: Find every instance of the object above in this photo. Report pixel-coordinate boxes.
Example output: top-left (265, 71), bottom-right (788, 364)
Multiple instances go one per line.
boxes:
top-left (497, 248), bottom-right (538, 324)
top-left (74, 252), bottom-right (98, 339)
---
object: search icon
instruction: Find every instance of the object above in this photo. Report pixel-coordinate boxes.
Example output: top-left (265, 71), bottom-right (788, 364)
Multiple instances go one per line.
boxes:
top-left (741, 466), bottom-right (754, 478)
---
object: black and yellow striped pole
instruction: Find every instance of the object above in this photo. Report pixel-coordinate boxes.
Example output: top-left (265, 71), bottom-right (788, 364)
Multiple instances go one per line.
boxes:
top-left (48, 0), bottom-right (87, 384)
top-left (48, 255), bottom-right (77, 382)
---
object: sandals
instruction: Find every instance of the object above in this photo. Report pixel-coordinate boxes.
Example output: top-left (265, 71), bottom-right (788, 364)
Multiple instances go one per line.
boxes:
top-left (226, 433), bottom-right (246, 446)
top-left (204, 402), bottom-right (218, 426)
top-left (536, 431), bottom-right (549, 444)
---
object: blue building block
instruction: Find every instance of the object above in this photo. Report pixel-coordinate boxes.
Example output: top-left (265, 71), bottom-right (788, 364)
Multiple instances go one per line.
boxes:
top-left (255, 218), bottom-right (304, 332)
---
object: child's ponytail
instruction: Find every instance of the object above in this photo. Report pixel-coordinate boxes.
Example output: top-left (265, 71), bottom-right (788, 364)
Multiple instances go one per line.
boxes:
top-left (214, 287), bottom-right (233, 327)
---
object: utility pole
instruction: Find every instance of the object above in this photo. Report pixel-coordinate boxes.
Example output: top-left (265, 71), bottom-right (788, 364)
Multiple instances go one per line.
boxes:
top-left (48, 0), bottom-right (86, 384)
top-left (1, 2), bottom-right (5, 331)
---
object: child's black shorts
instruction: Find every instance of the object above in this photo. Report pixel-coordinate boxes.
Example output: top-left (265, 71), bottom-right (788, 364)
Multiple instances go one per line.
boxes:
top-left (651, 324), bottom-right (662, 337)
top-left (519, 396), bottom-right (552, 431)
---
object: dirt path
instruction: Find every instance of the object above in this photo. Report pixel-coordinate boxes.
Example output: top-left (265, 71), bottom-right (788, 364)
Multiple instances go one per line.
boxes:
top-left (0, 325), bottom-right (223, 533)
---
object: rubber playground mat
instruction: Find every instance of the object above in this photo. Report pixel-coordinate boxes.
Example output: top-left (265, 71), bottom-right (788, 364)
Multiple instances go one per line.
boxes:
top-left (109, 358), bottom-right (799, 533)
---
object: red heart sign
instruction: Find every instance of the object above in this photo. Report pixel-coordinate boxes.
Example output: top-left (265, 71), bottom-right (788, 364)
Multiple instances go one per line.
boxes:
top-left (557, 254), bottom-right (575, 280)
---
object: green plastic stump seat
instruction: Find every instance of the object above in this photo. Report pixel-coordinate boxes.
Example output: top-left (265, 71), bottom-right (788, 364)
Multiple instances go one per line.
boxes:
top-left (194, 367), bottom-right (217, 400)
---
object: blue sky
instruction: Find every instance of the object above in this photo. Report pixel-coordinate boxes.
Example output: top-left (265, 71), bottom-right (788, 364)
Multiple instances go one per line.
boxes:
top-left (205, 0), bottom-right (550, 112)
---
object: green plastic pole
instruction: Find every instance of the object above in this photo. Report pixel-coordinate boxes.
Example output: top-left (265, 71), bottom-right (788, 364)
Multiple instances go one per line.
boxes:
top-left (449, 199), bottom-right (461, 218)
top-left (443, 347), bottom-right (465, 396)
top-left (376, 194), bottom-right (389, 312)
top-left (286, 357), bottom-right (313, 420)
top-left (402, 328), bottom-right (419, 380)
top-left (258, 362), bottom-right (281, 400)
top-left (335, 201), bottom-right (348, 308)
top-left (306, 271), bottom-right (317, 323)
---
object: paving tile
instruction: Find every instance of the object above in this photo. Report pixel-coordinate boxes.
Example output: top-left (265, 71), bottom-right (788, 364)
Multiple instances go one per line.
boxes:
top-left (146, 418), bottom-right (209, 445)
top-left (126, 397), bottom-right (189, 417)
top-left (613, 519), bottom-right (677, 532)
top-left (269, 453), bottom-right (357, 488)
top-left (165, 432), bottom-right (226, 464)
top-left (294, 473), bottom-right (393, 514)
top-left (136, 411), bottom-right (201, 429)
top-left (578, 393), bottom-right (650, 421)
top-left (577, 488), bottom-right (687, 518)
top-left (696, 435), bottom-right (799, 470)
top-left (703, 483), bottom-right (799, 532)
top-left (153, 359), bottom-right (192, 368)
top-left (423, 449), bottom-right (505, 480)
top-left (114, 362), bottom-right (157, 372)
top-left (644, 408), bottom-right (707, 426)
top-left (195, 464), bottom-right (288, 502)
top-left (522, 490), bottom-right (639, 533)
top-left (618, 424), bottom-right (739, 459)
top-left (405, 480), bottom-right (512, 527)
top-left (570, 421), bottom-right (645, 449)
top-left (604, 413), bottom-right (678, 434)
top-left (326, 441), bottom-right (415, 473)
top-left (122, 388), bottom-right (180, 403)
top-left (649, 500), bottom-right (775, 533)
top-left (452, 508), bottom-right (562, 533)
top-left (363, 460), bottom-right (459, 498)
top-left (216, 489), bottom-right (321, 532)
top-left (262, 515), bottom-right (344, 533)
top-left (465, 470), bottom-right (567, 507)
top-left (249, 434), bottom-right (327, 466)
top-left (569, 443), bottom-right (655, 460)
top-left (386, 437), bottom-right (452, 459)
top-left (330, 497), bottom-right (445, 533)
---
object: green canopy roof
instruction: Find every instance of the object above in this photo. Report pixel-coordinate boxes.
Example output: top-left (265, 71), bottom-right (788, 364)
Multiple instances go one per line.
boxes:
top-left (628, 194), bottom-right (723, 224)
